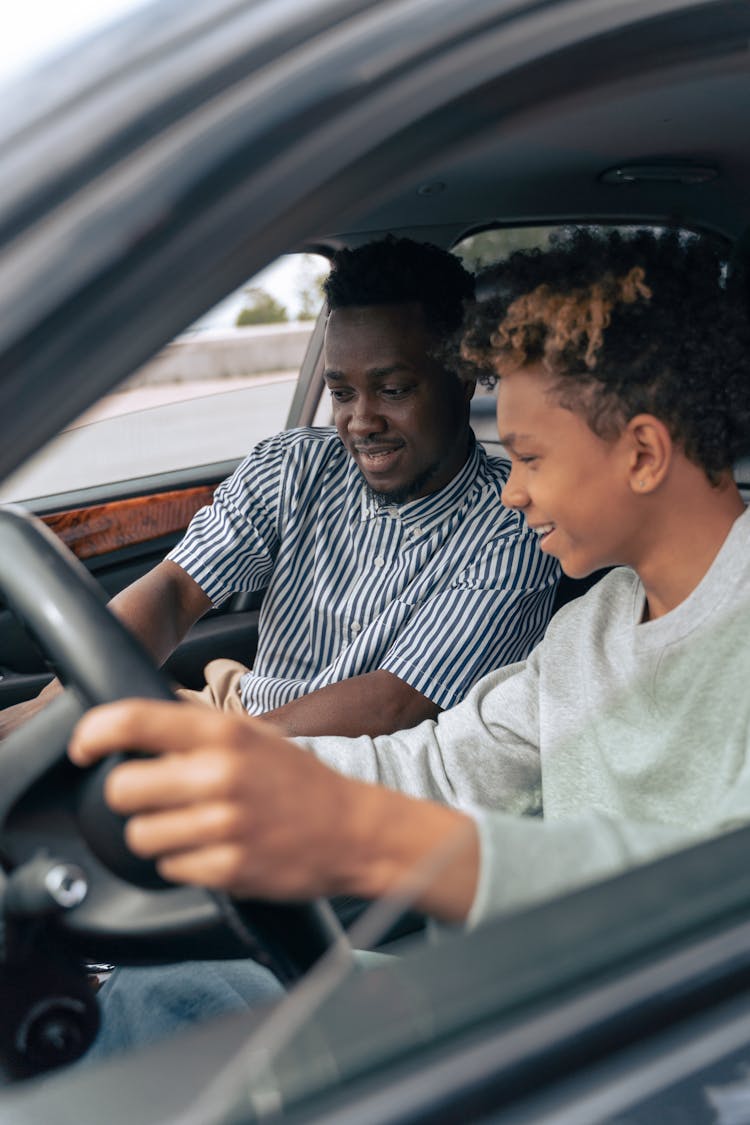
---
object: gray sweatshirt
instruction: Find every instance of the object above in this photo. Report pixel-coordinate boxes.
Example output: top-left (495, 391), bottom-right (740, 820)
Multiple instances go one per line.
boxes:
top-left (304, 507), bottom-right (750, 926)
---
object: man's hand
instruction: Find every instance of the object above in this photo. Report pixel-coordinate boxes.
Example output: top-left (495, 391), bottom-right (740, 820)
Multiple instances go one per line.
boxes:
top-left (1, 560), bottom-right (209, 743)
top-left (68, 700), bottom-right (479, 922)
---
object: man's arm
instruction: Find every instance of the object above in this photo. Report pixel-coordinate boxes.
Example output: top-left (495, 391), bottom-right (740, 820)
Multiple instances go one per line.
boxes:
top-left (263, 670), bottom-right (440, 737)
top-left (69, 699), bottom-right (479, 923)
top-left (261, 525), bottom-right (556, 739)
top-left (107, 559), bottom-right (213, 666)
top-left (0, 561), bottom-right (211, 738)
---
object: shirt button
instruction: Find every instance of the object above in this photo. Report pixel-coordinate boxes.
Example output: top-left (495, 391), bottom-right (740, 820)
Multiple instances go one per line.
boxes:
top-left (374, 556), bottom-right (385, 568)
top-left (351, 622), bottom-right (362, 635)
top-left (388, 507), bottom-right (399, 519)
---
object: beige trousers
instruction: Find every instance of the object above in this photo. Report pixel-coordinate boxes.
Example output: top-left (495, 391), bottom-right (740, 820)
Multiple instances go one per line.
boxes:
top-left (176, 658), bottom-right (249, 714)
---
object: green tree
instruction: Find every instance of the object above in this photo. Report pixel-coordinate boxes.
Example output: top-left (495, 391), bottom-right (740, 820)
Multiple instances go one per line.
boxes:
top-left (235, 287), bottom-right (288, 326)
top-left (295, 254), bottom-right (328, 321)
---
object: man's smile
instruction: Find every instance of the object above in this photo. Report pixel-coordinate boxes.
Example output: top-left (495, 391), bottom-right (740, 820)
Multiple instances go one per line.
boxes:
top-left (353, 442), bottom-right (405, 473)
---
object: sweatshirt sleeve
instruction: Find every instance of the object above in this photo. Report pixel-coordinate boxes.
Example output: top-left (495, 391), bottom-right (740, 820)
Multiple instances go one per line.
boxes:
top-left (303, 641), bottom-right (750, 929)
top-left (467, 807), bottom-right (718, 928)
top-left (301, 654), bottom-right (543, 817)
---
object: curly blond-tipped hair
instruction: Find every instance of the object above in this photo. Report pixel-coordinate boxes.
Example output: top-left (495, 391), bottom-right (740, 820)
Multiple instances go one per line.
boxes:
top-left (486, 266), bottom-right (651, 373)
top-left (460, 228), bottom-right (750, 481)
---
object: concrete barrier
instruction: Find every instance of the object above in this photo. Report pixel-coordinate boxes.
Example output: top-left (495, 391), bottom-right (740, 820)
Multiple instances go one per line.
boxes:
top-left (129, 322), bottom-right (316, 385)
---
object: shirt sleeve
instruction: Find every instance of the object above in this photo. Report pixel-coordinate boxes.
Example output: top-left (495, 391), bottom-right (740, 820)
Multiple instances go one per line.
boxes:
top-left (378, 522), bottom-right (559, 708)
top-left (167, 433), bottom-right (289, 606)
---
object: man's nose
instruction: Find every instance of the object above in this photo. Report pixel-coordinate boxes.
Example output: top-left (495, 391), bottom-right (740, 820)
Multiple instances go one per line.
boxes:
top-left (348, 398), bottom-right (387, 436)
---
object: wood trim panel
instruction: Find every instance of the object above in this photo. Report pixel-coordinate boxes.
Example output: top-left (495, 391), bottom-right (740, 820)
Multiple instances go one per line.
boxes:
top-left (42, 486), bottom-right (216, 560)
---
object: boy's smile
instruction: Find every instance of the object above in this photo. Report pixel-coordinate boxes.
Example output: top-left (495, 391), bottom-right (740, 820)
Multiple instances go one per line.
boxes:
top-left (531, 523), bottom-right (556, 549)
top-left (496, 364), bottom-right (636, 578)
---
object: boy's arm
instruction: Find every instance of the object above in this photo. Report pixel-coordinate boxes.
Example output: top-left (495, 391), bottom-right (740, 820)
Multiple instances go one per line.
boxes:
top-left (468, 732), bottom-right (750, 925)
top-left (65, 656), bottom-right (542, 923)
top-left (300, 658), bottom-right (542, 813)
top-left (67, 697), bottom-right (740, 931)
top-left (467, 807), bottom-right (717, 927)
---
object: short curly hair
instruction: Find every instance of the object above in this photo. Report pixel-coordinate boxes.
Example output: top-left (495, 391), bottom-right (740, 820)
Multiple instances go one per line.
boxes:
top-left (324, 236), bottom-right (474, 344)
top-left (461, 228), bottom-right (750, 481)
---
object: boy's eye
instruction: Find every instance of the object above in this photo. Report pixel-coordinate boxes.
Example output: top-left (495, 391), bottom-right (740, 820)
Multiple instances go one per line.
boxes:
top-left (517, 455), bottom-right (538, 465)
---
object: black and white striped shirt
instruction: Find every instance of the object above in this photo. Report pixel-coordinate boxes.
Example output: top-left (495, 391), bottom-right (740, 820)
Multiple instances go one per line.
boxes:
top-left (169, 428), bottom-right (559, 714)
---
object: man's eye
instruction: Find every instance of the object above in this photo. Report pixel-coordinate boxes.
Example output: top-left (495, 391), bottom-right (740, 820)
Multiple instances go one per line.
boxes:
top-left (329, 389), bottom-right (353, 402)
top-left (381, 387), bottom-right (410, 399)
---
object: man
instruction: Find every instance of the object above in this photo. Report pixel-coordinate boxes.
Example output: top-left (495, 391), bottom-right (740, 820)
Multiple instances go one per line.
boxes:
top-left (70, 228), bottom-right (750, 1054)
top-left (2, 237), bottom-right (558, 739)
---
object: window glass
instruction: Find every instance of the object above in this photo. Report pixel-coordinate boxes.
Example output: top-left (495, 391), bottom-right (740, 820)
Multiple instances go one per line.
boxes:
top-left (0, 254), bottom-right (330, 503)
top-left (454, 227), bottom-right (562, 447)
top-left (453, 225), bottom-right (558, 272)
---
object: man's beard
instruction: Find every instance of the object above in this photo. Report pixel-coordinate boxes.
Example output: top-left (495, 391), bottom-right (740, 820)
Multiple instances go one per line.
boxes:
top-left (359, 461), bottom-right (441, 507)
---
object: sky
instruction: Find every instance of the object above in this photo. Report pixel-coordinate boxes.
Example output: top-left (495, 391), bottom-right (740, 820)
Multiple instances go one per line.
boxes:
top-left (4, 1), bottom-right (149, 84)
top-left (194, 256), bottom-right (329, 332)
top-left (4, 1), bottom-right (325, 331)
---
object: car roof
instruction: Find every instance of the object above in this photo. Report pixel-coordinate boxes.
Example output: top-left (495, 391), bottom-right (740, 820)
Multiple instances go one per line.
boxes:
top-left (318, 2), bottom-right (750, 248)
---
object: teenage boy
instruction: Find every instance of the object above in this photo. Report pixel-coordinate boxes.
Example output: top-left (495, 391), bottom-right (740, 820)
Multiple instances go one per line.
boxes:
top-left (71, 228), bottom-right (750, 1051)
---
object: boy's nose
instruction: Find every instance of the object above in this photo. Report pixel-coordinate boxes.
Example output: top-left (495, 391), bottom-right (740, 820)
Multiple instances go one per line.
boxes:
top-left (501, 468), bottom-right (529, 510)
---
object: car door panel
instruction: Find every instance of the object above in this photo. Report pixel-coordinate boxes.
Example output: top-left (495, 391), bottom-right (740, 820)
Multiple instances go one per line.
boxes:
top-left (0, 480), bottom-right (264, 707)
top-left (40, 485), bottom-right (217, 561)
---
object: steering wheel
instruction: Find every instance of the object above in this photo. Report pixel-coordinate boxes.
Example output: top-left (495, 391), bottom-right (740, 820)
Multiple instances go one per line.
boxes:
top-left (0, 506), bottom-right (346, 1072)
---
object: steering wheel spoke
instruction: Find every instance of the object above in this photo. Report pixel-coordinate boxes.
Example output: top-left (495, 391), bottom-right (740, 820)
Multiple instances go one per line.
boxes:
top-left (0, 691), bottom-right (84, 826)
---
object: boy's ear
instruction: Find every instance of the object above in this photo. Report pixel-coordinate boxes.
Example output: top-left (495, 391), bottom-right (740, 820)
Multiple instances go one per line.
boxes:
top-left (624, 414), bottom-right (673, 494)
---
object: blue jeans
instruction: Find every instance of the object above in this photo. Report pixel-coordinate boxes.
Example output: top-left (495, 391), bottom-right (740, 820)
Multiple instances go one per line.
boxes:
top-left (87, 958), bottom-right (285, 1060)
